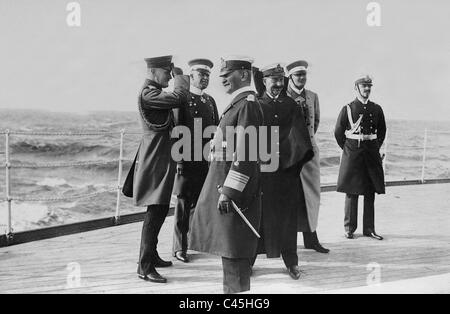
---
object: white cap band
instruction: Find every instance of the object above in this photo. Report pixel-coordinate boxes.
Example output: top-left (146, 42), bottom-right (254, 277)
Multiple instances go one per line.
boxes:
top-left (288, 66), bottom-right (307, 76)
top-left (190, 64), bottom-right (211, 72)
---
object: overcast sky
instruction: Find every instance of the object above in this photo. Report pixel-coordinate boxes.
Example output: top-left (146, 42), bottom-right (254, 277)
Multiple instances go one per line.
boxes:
top-left (1, 0), bottom-right (449, 120)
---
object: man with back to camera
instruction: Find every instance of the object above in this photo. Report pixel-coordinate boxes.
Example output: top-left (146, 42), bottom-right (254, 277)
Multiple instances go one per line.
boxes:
top-left (172, 58), bottom-right (219, 263)
top-left (334, 75), bottom-right (386, 240)
top-left (122, 55), bottom-right (190, 283)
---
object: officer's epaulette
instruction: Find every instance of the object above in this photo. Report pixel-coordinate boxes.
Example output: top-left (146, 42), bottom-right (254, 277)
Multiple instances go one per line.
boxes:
top-left (246, 94), bottom-right (256, 102)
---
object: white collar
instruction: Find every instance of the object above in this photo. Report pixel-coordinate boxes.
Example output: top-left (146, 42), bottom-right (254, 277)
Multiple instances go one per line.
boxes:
top-left (266, 91), bottom-right (279, 100)
top-left (229, 86), bottom-right (255, 102)
top-left (288, 80), bottom-right (304, 96)
top-left (190, 85), bottom-right (204, 96)
top-left (357, 96), bottom-right (369, 104)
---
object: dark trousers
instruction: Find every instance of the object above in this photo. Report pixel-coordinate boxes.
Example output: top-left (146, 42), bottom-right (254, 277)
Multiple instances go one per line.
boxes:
top-left (137, 204), bottom-right (169, 276)
top-left (303, 231), bottom-right (320, 248)
top-left (280, 233), bottom-right (298, 268)
top-left (222, 257), bottom-right (251, 294)
top-left (344, 193), bottom-right (375, 234)
top-left (172, 196), bottom-right (194, 254)
top-left (251, 228), bottom-right (298, 269)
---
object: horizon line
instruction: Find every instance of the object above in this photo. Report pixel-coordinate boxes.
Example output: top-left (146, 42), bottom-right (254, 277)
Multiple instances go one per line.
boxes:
top-left (1, 107), bottom-right (449, 123)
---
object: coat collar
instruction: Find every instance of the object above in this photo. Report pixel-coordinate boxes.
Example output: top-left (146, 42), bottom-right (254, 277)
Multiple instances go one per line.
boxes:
top-left (287, 84), bottom-right (308, 103)
top-left (355, 96), bottom-right (370, 105)
top-left (260, 91), bottom-right (286, 104)
top-left (190, 85), bottom-right (204, 96)
top-left (222, 87), bottom-right (256, 116)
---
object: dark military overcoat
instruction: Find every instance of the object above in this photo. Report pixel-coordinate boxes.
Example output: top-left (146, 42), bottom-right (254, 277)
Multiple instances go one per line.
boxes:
top-left (334, 98), bottom-right (387, 195)
top-left (257, 92), bottom-right (314, 258)
top-left (122, 76), bottom-right (189, 206)
top-left (189, 89), bottom-right (264, 259)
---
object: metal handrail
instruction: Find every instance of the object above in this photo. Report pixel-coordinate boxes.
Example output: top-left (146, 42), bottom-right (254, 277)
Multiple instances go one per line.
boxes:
top-left (0, 129), bottom-right (136, 240)
top-left (1, 127), bottom-right (449, 240)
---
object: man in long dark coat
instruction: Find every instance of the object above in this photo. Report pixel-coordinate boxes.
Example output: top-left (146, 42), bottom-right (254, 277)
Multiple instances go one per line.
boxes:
top-left (252, 63), bottom-right (314, 280)
top-left (334, 75), bottom-right (386, 240)
top-left (171, 58), bottom-right (219, 263)
top-left (189, 56), bottom-right (263, 294)
top-left (122, 55), bottom-right (190, 283)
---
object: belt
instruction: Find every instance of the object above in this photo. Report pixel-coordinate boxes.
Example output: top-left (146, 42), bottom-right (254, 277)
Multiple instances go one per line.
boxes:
top-left (345, 133), bottom-right (377, 141)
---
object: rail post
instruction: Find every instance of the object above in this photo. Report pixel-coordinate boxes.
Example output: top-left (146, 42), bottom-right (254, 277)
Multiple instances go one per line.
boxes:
top-left (5, 130), bottom-right (13, 244)
top-left (420, 128), bottom-right (428, 183)
top-left (114, 130), bottom-right (125, 224)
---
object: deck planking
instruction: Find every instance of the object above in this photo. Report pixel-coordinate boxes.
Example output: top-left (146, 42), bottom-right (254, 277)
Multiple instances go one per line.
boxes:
top-left (1, 183), bottom-right (450, 294)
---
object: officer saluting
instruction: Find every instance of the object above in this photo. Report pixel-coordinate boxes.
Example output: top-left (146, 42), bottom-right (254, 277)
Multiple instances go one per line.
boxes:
top-left (189, 56), bottom-right (263, 294)
top-left (172, 59), bottom-right (219, 263)
top-left (122, 55), bottom-right (190, 283)
top-left (334, 75), bottom-right (386, 240)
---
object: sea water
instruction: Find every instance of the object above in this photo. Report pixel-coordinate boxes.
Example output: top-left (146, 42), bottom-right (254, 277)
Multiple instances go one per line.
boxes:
top-left (0, 109), bottom-right (449, 232)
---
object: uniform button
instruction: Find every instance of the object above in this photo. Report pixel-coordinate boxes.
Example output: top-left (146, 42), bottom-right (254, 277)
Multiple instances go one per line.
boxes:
top-left (370, 120), bottom-right (373, 122)
top-left (195, 111), bottom-right (198, 114)
top-left (274, 115), bottom-right (278, 118)
top-left (364, 106), bottom-right (367, 110)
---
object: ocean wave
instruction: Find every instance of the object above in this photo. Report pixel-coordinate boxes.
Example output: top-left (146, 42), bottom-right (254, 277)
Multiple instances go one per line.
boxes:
top-left (0, 202), bottom-right (50, 232)
top-left (10, 140), bottom-right (119, 157)
top-left (37, 177), bottom-right (68, 187)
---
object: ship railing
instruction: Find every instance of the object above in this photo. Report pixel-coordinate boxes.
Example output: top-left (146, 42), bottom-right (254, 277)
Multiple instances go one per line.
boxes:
top-left (0, 128), bottom-right (449, 243)
top-left (0, 129), bottom-right (142, 243)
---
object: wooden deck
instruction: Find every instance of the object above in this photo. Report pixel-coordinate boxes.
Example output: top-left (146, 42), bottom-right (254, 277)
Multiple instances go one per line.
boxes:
top-left (1, 183), bottom-right (449, 294)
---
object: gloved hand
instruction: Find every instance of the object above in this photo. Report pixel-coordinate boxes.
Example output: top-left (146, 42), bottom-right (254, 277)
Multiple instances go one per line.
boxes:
top-left (176, 163), bottom-right (184, 175)
top-left (217, 186), bottom-right (233, 215)
top-left (172, 67), bottom-right (183, 76)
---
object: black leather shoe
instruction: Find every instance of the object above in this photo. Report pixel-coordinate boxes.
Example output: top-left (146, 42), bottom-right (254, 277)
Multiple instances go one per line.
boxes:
top-left (174, 251), bottom-right (189, 263)
top-left (138, 269), bottom-right (167, 283)
top-left (287, 265), bottom-right (301, 280)
top-left (306, 243), bottom-right (330, 254)
top-left (155, 256), bottom-right (173, 268)
top-left (345, 232), bottom-right (354, 239)
top-left (364, 232), bottom-right (383, 240)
